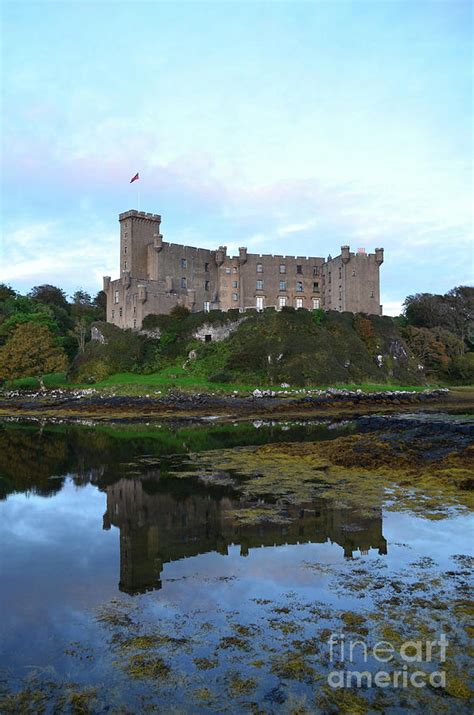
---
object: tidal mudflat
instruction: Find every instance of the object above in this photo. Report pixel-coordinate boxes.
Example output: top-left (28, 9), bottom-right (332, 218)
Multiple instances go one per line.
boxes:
top-left (0, 413), bottom-right (472, 713)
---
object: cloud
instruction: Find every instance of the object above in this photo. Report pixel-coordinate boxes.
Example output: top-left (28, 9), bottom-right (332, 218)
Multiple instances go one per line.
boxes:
top-left (381, 300), bottom-right (404, 317)
top-left (1, 218), bottom-right (117, 297)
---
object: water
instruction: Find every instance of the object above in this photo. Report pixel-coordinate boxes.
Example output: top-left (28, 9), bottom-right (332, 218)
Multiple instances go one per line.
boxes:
top-left (0, 417), bottom-right (472, 713)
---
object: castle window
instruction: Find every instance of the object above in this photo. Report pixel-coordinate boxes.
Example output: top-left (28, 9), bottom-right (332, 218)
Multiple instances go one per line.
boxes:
top-left (352, 270), bottom-right (356, 277)
top-left (204, 262), bottom-right (210, 272)
top-left (114, 290), bottom-right (119, 304)
top-left (181, 258), bottom-right (187, 269)
top-left (232, 292), bottom-right (239, 301)
top-left (256, 263), bottom-right (263, 273)
top-left (119, 307), bottom-right (123, 317)
top-left (313, 266), bottom-right (320, 276)
top-left (296, 297), bottom-right (303, 309)
top-left (203, 301), bottom-right (210, 312)
top-left (133, 319), bottom-right (136, 328)
top-left (225, 268), bottom-right (231, 274)
top-left (296, 281), bottom-right (303, 292)
top-left (133, 307), bottom-right (136, 315)
top-left (205, 334), bottom-right (212, 342)
top-left (313, 298), bottom-right (320, 309)
top-left (339, 267), bottom-right (342, 279)
top-left (256, 279), bottom-right (264, 290)
top-left (205, 280), bottom-right (210, 291)
top-left (181, 277), bottom-right (187, 288)
top-left (279, 296), bottom-right (286, 308)
top-left (232, 280), bottom-right (238, 288)
top-left (111, 309), bottom-right (115, 319)
top-left (279, 280), bottom-right (286, 291)
top-left (124, 246), bottom-right (127, 253)
top-left (256, 296), bottom-right (264, 310)
top-left (328, 272), bottom-right (332, 284)
top-left (233, 266), bottom-right (238, 273)
top-left (280, 264), bottom-right (286, 274)
top-left (296, 265), bottom-right (303, 274)
top-left (124, 261), bottom-right (127, 270)
top-left (313, 282), bottom-right (319, 291)
top-left (370, 290), bottom-right (374, 298)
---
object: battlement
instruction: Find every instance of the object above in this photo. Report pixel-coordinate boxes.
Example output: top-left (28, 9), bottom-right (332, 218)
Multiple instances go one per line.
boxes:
top-left (119, 209), bottom-right (162, 222)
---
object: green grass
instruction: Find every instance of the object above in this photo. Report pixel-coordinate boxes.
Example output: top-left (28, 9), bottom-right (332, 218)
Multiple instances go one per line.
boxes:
top-left (4, 373), bottom-right (68, 390)
top-left (1, 369), bottom-right (440, 396)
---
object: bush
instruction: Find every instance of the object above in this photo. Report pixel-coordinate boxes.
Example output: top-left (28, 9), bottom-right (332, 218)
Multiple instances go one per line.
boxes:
top-left (449, 353), bottom-right (474, 384)
top-left (208, 371), bottom-right (233, 383)
top-left (74, 358), bottom-right (111, 383)
top-left (170, 304), bottom-right (191, 320)
top-left (69, 322), bottom-right (151, 382)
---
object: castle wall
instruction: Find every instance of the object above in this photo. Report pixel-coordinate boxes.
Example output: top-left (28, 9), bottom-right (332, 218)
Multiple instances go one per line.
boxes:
top-left (218, 251), bottom-right (325, 311)
top-left (104, 209), bottom-right (384, 328)
top-left (147, 241), bottom-right (219, 311)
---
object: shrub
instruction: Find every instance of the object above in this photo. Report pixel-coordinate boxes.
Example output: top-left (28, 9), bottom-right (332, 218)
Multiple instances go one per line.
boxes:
top-left (170, 304), bottom-right (191, 320)
top-left (69, 322), bottom-right (150, 381)
top-left (449, 353), bottom-right (474, 384)
top-left (74, 358), bottom-right (111, 383)
top-left (208, 371), bottom-right (233, 383)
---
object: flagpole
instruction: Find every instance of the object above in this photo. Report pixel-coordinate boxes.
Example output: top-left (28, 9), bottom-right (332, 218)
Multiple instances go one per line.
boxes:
top-left (137, 182), bottom-right (140, 212)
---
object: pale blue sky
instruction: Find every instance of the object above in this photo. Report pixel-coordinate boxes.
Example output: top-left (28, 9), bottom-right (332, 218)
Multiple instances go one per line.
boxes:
top-left (1, 0), bottom-right (472, 314)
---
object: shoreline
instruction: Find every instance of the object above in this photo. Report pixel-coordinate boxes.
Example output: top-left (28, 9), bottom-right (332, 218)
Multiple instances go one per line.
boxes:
top-left (0, 387), bottom-right (472, 423)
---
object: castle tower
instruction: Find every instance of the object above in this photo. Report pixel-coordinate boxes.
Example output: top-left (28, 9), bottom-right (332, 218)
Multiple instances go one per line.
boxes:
top-left (119, 210), bottom-right (161, 279)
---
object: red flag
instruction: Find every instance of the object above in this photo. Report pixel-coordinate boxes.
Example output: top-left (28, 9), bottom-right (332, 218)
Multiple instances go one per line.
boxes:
top-left (130, 172), bottom-right (139, 183)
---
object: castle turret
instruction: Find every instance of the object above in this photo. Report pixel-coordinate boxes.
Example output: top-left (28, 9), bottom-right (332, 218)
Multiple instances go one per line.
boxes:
top-left (215, 245), bottom-right (227, 266)
top-left (153, 232), bottom-right (163, 252)
top-left (238, 247), bottom-right (248, 264)
top-left (103, 276), bottom-right (111, 291)
top-left (341, 245), bottom-right (350, 264)
top-left (375, 247), bottom-right (384, 265)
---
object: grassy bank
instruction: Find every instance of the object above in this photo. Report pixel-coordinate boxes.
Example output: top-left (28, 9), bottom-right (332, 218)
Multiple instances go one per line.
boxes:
top-left (2, 368), bottom-right (439, 396)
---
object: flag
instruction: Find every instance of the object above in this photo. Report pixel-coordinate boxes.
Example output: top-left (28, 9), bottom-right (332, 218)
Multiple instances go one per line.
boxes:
top-left (130, 172), bottom-right (139, 183)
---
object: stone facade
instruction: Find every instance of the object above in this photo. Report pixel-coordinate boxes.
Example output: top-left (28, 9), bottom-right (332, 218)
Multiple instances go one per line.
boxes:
top-left (103, 209), bottom-right (384, 329)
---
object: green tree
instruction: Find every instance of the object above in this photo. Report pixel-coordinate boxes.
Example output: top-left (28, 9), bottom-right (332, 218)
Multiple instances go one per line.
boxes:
top-left (0, 295), bottom-right (59, 344)
top-left (404, 286), bottom-right (473, 347)
top-left (28, 284), bottom-right (69, 310)
top-left (92, 290), bottom-right (107, 321)
top-left (0, 322), bottom-right (68, 383)
top-left (72, 289), bottom-right (92, 306)
top-left (0, 284), bottom-right (16, 301)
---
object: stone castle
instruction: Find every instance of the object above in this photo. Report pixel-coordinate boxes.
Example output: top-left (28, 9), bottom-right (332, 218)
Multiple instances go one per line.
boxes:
top-left (103, 209), bottom-right (384, 329)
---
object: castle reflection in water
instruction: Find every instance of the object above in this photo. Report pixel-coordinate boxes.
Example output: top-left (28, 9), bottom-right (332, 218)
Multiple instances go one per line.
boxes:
top-left (102, 473), bottom-right (387, 595)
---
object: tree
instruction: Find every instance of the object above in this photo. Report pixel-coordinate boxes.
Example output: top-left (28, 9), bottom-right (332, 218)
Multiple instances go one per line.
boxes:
top-left (0, 322), bottom-right (68, 383)
top-left (403, 293), bottom-right (448, 330)
top-left (0, 295), bottom-right (59, 344)
top-left (404, 286), bottom-right (473, 348)
top-left (0, 284), bottom-right (16, 301)
top-left (71, 317), bottom-right (89, 354)
top-left (28, 284), bottom-right (69, 311)
top-left (404, 326), bottom-right (450, 373)
top-left (93, 291), bottom-right (107, 321)
top-left (446, 286), bottom-right (474, 347)
top-left (72, 289), bottom-right (92, 306)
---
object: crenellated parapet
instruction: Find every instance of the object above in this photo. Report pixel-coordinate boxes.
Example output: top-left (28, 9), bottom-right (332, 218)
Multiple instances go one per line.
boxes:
top-left (119, 210), bottom-right (162, 223)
